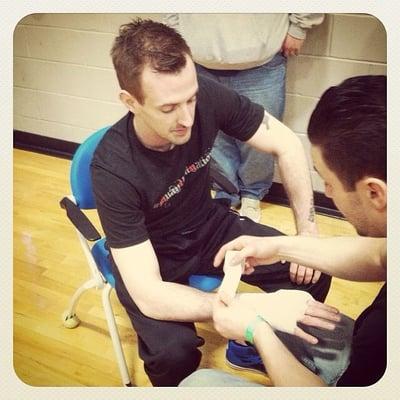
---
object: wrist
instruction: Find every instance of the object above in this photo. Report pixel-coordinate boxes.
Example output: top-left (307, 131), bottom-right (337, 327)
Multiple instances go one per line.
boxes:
top-left (287, 25), bottom-right (307, 40)
top-left (297, 220), bottom-right (318, 235)
top-left (253, 320), bottom-right (274, 347)
top-left (274, 236), bottom-right (288, 261)
top-left (244, 315), bottom-right (266, 345)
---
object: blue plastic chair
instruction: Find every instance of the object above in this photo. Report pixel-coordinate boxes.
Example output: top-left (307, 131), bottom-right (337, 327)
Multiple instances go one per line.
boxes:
top-left (60, 127), bottom-right (222, 386)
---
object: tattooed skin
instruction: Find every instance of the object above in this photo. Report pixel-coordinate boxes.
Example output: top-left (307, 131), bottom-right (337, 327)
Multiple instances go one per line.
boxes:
top-left (308, 198), bottom-right (316, 223)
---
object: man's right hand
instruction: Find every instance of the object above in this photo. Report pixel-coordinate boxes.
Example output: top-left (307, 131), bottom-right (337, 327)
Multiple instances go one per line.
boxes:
top-left (213, 290), bottom-right (340, 345)
top-left (236, 290), bottom-right (341, 343)
top-left (213, 235), bottom-right (281, 275)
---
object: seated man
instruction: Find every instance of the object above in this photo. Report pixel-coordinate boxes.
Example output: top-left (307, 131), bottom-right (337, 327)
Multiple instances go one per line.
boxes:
top-left (91, 18), bottom-right (332, 386)
top-left (180, 75), bottom-right (387, 387)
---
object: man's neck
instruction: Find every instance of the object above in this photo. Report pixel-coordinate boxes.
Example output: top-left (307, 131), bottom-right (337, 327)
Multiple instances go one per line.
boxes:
top-left (133, 117), bottom-right (174, 152)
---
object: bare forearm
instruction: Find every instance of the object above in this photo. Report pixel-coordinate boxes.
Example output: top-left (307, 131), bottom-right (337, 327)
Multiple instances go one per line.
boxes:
top-left (275, 236), bottom-right (386, 281)
top-left (254, 323), bottom-right (326, 386)
top-left (111, 242), bottom-right (216, 322)
top-left (135, 281), bottom-right (216, 322)
top-left (277, 138), bottom-right (316, 233)
top-left (246, 115), bottom-right (315, 233)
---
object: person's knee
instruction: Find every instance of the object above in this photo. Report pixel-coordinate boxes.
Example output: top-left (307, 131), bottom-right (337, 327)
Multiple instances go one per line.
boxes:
top-left (179, 369), bottom-right (213, 387)
top-left (146, 334), bottom-right (201, 386)
top-left (159, 335), bottom-right (198, 367)
top-left (179, 368), bottom-right (263, 387)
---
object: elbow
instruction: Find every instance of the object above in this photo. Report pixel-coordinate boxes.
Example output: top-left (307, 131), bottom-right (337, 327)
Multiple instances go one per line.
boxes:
top-left (135, 300), bottom-right (153, 318)
top-left (126, 287), bottom-right (161, 319)
top-left (134, 295), bottom-right (161, 319)
top-left (288, 133), bottom-right (304, 152)
top-left (277, 133), bottom-right (305, 162)
top-left (281, 128), bottom-right (303, 150)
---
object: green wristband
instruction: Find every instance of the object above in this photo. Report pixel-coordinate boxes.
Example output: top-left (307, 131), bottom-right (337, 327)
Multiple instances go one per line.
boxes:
top-left (244, 315), bottom-right (266, 345)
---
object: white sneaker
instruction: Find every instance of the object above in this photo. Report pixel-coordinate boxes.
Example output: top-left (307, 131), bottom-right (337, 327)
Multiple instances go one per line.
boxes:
top-left (239, 198), bottom-right (261, 223)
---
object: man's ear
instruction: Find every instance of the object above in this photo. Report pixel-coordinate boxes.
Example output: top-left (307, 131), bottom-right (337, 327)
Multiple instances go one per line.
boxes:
top-left (359, 177), bottom-right (387, 211)
top-left (119, 90), bottom-right (139, 113)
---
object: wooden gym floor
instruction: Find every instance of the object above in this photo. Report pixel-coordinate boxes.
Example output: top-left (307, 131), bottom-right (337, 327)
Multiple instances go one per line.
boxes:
top-left (13, 149), bottom-right (384, 387)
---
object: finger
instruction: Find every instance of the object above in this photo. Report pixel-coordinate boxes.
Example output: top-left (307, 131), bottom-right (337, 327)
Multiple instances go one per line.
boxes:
top-left (302, 267), bottom-right (314, 285)
top-left (293, 326), bottom-right (318, 344)
top-left (300, 315), bottom-right (337, 330)
top-left (307, 300), bottom-right (340, 315)
top-left (305, 304), bottom-right (341, 323)
top-left (296, 265), bottom-right (307, 285)
top-left (214, 242), bottom-right (238, 267)
top-left (312, 269), bottom-right (321, 284)
top-left (213, 244), bottom-right (229, 267)
top-left (213, 237), bottom-right (250, 267)
top-left (289, 263), bottom-right (298, 283)
top-left (243, 265), bottom-right (255, 275)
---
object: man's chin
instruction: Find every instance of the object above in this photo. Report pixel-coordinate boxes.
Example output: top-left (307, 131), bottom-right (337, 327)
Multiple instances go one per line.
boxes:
top-left (173, 131), bottom-right (191, 145)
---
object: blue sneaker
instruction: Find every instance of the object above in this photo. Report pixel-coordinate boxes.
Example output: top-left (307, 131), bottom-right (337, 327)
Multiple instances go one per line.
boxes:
top-left (226, 340), bottom-right (266, 374)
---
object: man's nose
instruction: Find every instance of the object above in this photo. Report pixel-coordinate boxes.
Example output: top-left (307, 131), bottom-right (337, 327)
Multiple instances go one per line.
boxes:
top-left (177, 104), bottom-right (194, 127)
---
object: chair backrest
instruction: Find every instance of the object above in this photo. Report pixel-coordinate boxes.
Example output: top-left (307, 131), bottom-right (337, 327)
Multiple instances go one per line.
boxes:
top-left (70, 126), bottom-right (110, 209)
top-left (71, 125), bottom-right (236, 211)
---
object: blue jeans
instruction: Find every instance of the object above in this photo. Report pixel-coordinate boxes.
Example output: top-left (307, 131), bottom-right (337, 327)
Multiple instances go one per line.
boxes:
top-left (196, 53), bottom-right (287, 206)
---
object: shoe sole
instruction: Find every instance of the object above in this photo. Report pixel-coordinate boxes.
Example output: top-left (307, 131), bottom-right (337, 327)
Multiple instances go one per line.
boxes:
top-left (225, 359), bottom-right (266, 376)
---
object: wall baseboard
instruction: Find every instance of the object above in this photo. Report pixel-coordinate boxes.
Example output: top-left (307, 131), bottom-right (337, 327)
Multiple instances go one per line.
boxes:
top-left (14, 130), bottom-right (79, 159)
top-left (13, 130), bottom-right (342, 218)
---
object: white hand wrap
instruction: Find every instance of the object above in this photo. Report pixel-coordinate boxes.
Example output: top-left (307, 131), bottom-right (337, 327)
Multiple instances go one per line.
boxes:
top-left (218, 250), bottom-right (244, 305)
top-left (238, 290), bottom-right (313, 335)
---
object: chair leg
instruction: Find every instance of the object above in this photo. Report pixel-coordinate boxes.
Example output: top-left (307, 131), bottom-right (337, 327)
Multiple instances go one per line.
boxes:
top-left (102, 284), bottom-right (132, 386)
top-left (62, 278), bottom-right (98, 328)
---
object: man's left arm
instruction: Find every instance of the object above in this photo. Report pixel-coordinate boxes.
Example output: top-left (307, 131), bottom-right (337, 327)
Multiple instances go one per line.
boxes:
top-left (247, 112), bottom-right (316, 234)
top-left (246, 113), bottom-right (320, 284)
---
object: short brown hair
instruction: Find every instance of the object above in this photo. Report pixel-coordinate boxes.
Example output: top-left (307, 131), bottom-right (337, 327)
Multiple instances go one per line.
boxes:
top-left (111, 18), bottom-right (192, 104)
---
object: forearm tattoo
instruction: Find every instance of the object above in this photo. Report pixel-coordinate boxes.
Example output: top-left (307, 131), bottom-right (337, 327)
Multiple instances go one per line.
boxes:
top-left (308, 198), bottom-right (316, 223)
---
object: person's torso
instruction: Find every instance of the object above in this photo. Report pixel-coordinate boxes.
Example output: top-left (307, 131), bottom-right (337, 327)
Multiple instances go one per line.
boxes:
top-left (337, 283), bottom-right (387, 386)
top-left (91, 75), bottom-right (265, 249)
top-left (177, 14), bottom-right (289, 70)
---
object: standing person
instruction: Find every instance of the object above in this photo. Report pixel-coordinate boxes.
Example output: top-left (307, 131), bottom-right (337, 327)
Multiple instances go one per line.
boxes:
top-left (91, 19), bottom-right (332, 387)
top-left (180, 75), bottom-right (387, 387)
top-left (164, 13), bottom-right (324, 222)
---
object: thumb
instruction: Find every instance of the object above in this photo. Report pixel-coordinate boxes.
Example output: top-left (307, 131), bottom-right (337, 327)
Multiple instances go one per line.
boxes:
top-left (230, 248), bottom-right (252, 265)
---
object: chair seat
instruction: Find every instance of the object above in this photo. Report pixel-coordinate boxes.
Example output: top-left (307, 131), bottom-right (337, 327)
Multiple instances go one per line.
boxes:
top-left (188, 274), bottom-right (222, 292)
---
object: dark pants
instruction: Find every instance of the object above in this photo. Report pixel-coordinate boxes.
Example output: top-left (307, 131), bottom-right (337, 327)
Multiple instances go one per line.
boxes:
top-left (111, 202), bottom-right (331, 386)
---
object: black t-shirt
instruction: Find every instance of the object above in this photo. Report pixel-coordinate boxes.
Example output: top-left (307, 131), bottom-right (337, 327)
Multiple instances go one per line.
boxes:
top-left (91, 75), bottom-right (264, 251)
top-left (337, 283), bottom-right (387, 386)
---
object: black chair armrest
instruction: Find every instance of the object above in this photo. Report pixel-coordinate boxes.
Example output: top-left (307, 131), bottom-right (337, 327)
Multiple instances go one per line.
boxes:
top-left (60, 197), bottom-right (101, 241)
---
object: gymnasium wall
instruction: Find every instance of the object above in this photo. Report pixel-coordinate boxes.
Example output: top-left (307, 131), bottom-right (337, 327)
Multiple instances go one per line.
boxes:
top-left (13, 13), bottom-right (387, 193)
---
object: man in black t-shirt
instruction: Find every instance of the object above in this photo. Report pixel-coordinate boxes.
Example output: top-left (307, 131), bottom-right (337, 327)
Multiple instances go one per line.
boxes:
top-left (91, 19), bottom-right (334, 386)
top-left (187, 75), bottom-right (387, 387)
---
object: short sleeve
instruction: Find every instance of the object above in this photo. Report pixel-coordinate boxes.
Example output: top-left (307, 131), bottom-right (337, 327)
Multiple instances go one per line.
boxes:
top-left (199, 76), bottom-right (265, 142)
top-left (91, 165), bottom-right (149, 248)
